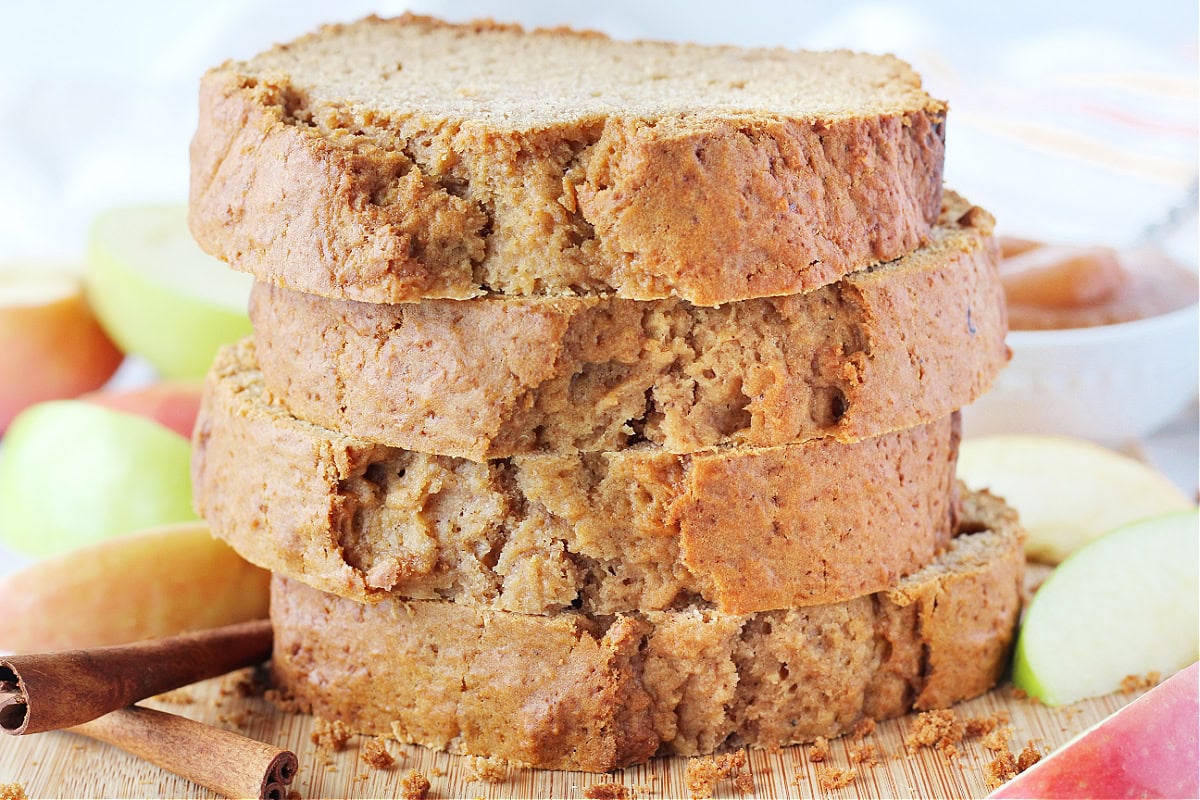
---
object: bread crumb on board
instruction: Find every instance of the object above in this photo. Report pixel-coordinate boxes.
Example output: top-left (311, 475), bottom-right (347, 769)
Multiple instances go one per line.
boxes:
top-left (848, 742), bottom-right (879, 767)
top-left (685, 749), bottom-right (754, 798)
top-left (220, 665), bottom-right (271, 699)
top-left (985, 742), bottom-right (1043, 790)
top-left (264, 687), bottom-right (307, 713)
top-left (360, 737), bottom-right (396, 769)
top-left (965, 711), bottom-right (1010, 739)
top-left (400, 769), bottom-right (431, 800)
top-left (463, 754), bottom-right (509, 783)
top-left (584, 782), bottom-right (630, 799)
top-left (0, 783), bottom-right (27, 800)
top-left (1120, 671), bottom-right (1162, 693)
top-left (311, 717), bottom-right (352, 752)
top-left (817, 766), bottom-right (856, 791)
top-left (807, 736), bottom-right (831, 762)
top-left (905, 709), bottom-right (965, 758)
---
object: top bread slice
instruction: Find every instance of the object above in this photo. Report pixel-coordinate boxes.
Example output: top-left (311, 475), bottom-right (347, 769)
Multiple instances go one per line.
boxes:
top-left (189, 14), bottom-right (947, 306)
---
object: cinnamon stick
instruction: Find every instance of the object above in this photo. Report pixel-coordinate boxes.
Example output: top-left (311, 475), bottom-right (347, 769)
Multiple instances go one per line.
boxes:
top-left (0, 619), bottom-right (271, 735)
top-left (72, 705), bottom-right (298, 800)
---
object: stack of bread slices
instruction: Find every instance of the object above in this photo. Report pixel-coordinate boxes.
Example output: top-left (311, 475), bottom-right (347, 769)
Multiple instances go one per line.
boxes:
top-left (188, 14), bottom-right (1023, 772)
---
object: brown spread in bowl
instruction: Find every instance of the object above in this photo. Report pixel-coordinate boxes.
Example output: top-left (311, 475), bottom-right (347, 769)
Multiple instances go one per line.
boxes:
top-left (998, 239), bottom-right (1199, 331)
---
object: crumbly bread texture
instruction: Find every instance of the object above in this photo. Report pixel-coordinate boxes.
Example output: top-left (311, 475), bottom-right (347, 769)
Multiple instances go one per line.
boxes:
top-left (268, 489), bottom-right (1024, 772)
top-left (189, 14), bottom-right (947, 306)
top-left (250, 193), bottom-right (1005, 460)
top-left (193, 340), bottom-right (960, 616)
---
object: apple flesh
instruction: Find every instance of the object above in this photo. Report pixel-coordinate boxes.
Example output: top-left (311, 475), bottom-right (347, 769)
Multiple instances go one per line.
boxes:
top-left (990, 662), bottom-right (1199, 798)
top-left (0, 400), bottom-right (196, 558)
top-left (0, 521), bottom-right (269, 653)
top-left (86, 204), bottom-right (252, 380)
top-left (0, 267), bottom-right (124, 432)
top-left (80, 382), bottom-right (203, 440)
top-left (958, 435), bottom-right (1194, 563)
top-left (1012, 510), bottom-right (1199, 705)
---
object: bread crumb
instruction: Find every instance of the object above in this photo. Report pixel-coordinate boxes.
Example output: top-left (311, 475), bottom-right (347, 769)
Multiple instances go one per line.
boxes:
top-left (983, 736), bottom-right (1042, 790)
top-left (817, 767), bottom-right (856, 791)
top-left (851, 718), bottom-right (876, 740)
top-left (0, 783), bottom-right (27, 800)
top-left (807, 736), bottom-right (830, 762)
top-left (220, 665), bottom-right (271, 699)
top-left (265, 687), bottom-right (306, 714)
top-left (1010, 686), bottom-right (1041, 704)
top-left (981, 725), bottom-right (1014, 753)
top-left (584, 782), bottom-right (629, 799)
top-left (684, 749), bottom-right (753, 798)
top-left (964, 711), bottom-right (1010, 738)
top-left (154, 688), bottom-right (194, 705)
top-left (905, 709), bottom-right (964, 758)
top-left (848, 742), bottom-right (878, 767)
top-left (286, 791), bottom-right (301, 800)
top-left (1017, 742), bottom-right (1042, 772)
top-left (985, 750), bottom-right (1019, 790)
top-left (1120, 671), bottom-right (1162, 693)
top-left (400, 769), bottom-right (431, 800)
top-left (463, 754), bottom-right (509, 783)
top-left (310, 717), bottom-right (352, 752)
top-left (218, 708), bottom-right (256, 729)
top-left (360, 737), bottom-right (395, 769)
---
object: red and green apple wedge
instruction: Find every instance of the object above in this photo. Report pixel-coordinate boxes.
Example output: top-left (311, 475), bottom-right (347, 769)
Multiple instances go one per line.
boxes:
top-left (86, 204), bottom-right (252, 380)
top-left (1012, 510), bottom-right (1199, 706)
top-left (0, 266), bottom-right (124, 432)
top-left (0, 522), bottom-right (269, 653)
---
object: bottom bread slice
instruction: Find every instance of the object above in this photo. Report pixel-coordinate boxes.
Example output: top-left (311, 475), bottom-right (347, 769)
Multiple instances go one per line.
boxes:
top-left (270, 488), bottom-right (1024, 772)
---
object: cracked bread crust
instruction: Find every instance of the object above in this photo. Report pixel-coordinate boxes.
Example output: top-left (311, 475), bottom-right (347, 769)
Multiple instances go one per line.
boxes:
top-left (250, 192), bottom-right (1005, 459)
top-left (189, 14), bottom-right (946, 306)
top-left (268, 488), bottom-right (1024, 772)
top-left (193, 341), bottom-right (960, 616)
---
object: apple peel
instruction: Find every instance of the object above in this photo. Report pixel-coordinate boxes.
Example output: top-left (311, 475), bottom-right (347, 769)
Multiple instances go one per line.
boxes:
top-left (0, 521), bottom-right (269, 653)
top-left (989, 662), bottom-right (1199, 799)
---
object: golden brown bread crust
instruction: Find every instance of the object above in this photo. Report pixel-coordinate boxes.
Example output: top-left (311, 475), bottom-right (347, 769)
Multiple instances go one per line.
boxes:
top-left (188, 14), bottom-right (946, 306)
top-left (249, 192), bottom-right (1006, 459)
top-left (269, 488), bottom-right (1024, 771)
top-left (193, 341), bottom-right (961, 615)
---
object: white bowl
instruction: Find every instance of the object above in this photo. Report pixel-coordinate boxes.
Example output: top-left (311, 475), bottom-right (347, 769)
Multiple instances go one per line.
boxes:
top-left (961, 302), bottom-right (1199, 447)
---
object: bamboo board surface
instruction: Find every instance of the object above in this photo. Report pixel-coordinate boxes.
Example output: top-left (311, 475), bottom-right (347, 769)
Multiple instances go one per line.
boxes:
top-left (0, 672), bottom-right (1144, 800)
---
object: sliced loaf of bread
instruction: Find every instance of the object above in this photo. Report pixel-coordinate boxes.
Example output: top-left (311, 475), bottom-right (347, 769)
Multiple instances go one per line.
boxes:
top-left (249, 193), bottom-right (1005, 459)
top-left (190, 14), bottom-right (947, 306)
top-left (269, 488), bottom-right (1023, 771)
top-left (194, 341), bottom-right (961, 616)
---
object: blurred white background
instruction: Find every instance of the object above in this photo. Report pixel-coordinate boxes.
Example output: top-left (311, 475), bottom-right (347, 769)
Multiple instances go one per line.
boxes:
top-left (0, 1), bottom-right (1195, 579)
top-left (1, 0), bottom-right (1196, 262)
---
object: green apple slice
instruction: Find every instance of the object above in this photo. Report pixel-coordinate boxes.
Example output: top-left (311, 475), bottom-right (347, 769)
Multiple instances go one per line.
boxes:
top-left (0, 400), bottom-right (197, 557)
top-left (958, 435), bottom-right (1193, 563)
top-left (86, 204), bottom-right (252, 379)
top-left (1012, 510), bottom-right (1199, 705)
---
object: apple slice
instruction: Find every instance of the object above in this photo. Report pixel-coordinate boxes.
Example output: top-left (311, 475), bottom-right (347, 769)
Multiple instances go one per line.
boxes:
top-left (0, 400), bottom-right (196, 558)
top-left (0, 521), bottom-right (269, 653)
top-left (1012, 510), bottom-right (1199, 705)
top-left (0, 266), bottom-right (124, 432)
top-left (957, 435), bottom-right (1193, 563)
top-left (86, 204), bottom-right (252, 380)
top-left (990, 662), bottom-right (1199, 798)
top-left (80, 382), bottom-right (203, 440)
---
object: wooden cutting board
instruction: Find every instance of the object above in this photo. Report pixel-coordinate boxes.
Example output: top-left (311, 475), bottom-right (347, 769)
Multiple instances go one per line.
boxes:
top-left (0, 672), bottom-right (1142, 800)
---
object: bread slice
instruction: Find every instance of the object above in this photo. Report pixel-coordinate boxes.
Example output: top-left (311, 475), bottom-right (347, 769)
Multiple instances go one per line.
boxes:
top-left (189, 14), bottom-right (947, 306)
top-left (269, 488), bottom-right (1023, 771)
top-left (250, 192), bottom-right (1004, 460)
top-left (194, 340), bottom-right (960, 616)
